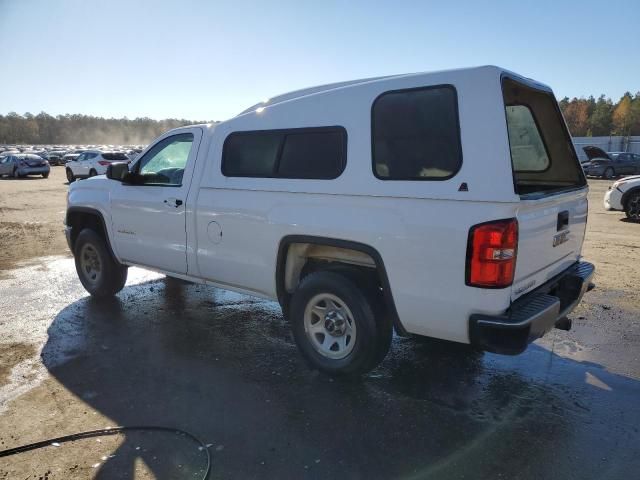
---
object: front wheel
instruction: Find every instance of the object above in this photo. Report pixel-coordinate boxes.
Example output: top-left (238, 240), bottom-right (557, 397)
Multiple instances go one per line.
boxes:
top-left (289, 271), bottom-right (392, 375)
top-left (13, 168), bottom-right (21, 178)
top-left (42, 172), bottom-right (49, 178)
top-left (89, 169), bottom-right (97, 177)
top-left (66, 168), bottom-right (75, 183)
top-left (625, 192), bottom-right (640, 221)
top-left (74, 228), bottom-right (127, 297)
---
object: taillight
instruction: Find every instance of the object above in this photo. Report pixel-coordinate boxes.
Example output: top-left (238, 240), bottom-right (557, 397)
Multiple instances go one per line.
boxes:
top-left (466, 218), bottom-right (518, 288)
top-left (98, 161), bottom-right (110, 166)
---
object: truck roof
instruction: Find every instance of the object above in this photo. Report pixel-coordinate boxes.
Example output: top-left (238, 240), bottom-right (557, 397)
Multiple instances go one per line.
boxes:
top-left (236, 65), bottom-right (550, 117)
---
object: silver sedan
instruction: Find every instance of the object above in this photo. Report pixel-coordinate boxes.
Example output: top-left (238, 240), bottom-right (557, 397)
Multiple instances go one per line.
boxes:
top-left (0, 154), bottom-right (50, 178)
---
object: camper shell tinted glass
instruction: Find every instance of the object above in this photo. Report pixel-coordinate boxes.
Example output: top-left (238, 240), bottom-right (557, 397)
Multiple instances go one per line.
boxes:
top-left (222, 127), bottom-right (346, 179)
top-left (372, 85), bottom-right (462, 180)
top-left (502, 77), bottom-right (586, 197)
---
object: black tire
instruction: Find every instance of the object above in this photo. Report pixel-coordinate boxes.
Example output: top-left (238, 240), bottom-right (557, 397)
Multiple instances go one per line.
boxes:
top-left (625, 192), bottom-right (640, 221)
top-left (13, 168), bottom-right (21, 178)
top-left (66, 168), bottom-right (75, 183)
top-left (42, 172), bottom-right (49, 178)
top-left (603, 167), bottom-right (615, 179)
top-left (289, 270), bottom-right (392, 375)
top-left (89, 169), bottom-right (97, 177)
top-left (74, 228), bottom-right (127, 297)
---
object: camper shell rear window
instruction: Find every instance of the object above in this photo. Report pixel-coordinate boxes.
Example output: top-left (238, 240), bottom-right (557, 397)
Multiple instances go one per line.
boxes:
top-left (502, 77), bottom-right (586, 197)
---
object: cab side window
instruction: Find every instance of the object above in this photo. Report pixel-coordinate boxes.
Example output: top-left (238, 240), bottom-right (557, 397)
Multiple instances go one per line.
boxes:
top-left (135, 133), bottom-right (194, 186)
top-left (222, 126), bottom-right (346, 179)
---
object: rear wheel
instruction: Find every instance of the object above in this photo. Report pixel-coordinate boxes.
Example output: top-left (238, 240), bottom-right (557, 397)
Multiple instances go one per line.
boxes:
top-left (66, 168), bottom-right (75, 183)
top-left (89, 169), bottom-right (97, 177)
top-left (625, 192), bottom-right (640, 221)
top-left (74, 228), bottom-right (127, 297)
top-left (290, 270), bottom-right (392, 375)
top-left (13, 168), bottom-right (21, 178)
top-left (603, 167), bottom-right (615, 179)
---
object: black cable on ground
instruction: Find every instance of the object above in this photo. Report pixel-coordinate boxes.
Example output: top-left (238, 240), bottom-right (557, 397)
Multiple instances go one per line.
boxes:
top-left (0, 425), bottom-right (211, 479)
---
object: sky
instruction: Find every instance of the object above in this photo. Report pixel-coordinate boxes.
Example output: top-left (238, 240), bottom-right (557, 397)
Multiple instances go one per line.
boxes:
top-left (0, 0), bottom-right (638, 121)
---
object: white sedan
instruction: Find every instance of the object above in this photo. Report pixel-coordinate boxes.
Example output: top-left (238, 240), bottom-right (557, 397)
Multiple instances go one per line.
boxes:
top-left (604, 175), bottom-right (640, 220)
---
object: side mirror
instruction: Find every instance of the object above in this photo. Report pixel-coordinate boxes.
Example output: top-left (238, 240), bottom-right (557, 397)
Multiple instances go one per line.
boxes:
top-left (106, 162), bottom-right (131, 182)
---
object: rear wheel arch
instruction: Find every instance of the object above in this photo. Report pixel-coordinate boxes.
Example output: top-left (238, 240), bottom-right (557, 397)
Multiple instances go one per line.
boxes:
top-left (275, 235), bottom-right (407, 335)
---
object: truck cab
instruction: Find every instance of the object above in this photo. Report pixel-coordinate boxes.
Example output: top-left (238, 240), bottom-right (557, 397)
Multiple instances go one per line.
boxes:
top-left (65, 66), bottom-right (594, 375)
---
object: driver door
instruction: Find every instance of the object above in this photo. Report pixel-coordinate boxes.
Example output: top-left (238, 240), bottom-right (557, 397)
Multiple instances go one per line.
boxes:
top-left (620, 153), bottom-right (636, 174)
top-left (109, 128), bottom-right (203, 274)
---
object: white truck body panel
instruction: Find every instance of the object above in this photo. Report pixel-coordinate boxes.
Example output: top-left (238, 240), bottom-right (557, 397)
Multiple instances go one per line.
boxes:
top-left (66, 65), bottom-right (591, 347)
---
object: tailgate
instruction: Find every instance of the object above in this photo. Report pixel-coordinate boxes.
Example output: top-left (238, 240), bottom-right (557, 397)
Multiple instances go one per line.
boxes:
top-left (501, 76), bottom-right (589, 301)
top-left (512, 188), bottom-right (588, 301)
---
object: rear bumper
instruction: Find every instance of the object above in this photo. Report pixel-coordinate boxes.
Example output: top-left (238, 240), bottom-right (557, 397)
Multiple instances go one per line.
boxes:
top-left (18, 166), bottom-right (50, 175)
top-left (469, 261), bottom-right (595, 355)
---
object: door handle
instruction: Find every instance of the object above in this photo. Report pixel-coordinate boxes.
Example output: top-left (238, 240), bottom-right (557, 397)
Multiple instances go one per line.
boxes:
top-left (163, 198), bottom-right (183, 208)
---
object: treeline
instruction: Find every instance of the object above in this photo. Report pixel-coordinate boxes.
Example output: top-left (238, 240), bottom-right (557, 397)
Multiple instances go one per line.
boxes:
top-left (0, 112), bottom-right (214, 145)
top-left (2, 93), bottom-right (640, 144)
top-left (559, 92), bottom-right (640, 137)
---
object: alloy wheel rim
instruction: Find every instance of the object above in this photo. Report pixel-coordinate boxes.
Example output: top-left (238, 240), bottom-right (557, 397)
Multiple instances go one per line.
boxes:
top-left (303, 293), bottom-right (357, 360)
top-left (80, 244), bottom-right (102, 284)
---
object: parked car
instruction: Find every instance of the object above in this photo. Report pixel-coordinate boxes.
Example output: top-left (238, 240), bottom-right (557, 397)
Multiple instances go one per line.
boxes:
top-left (62, 153), bottom-right (81, 164)
top-left (0, 153), bottom-right (50, 178)
top-left (47, 150), bottom-right (68, 166)
top-left (65, 150), bottom-right (130, 182)
top-left (64, 66), bottom-right (595, 375)
top-left (582, 147), bottom-right (640, 178)
top-left (604, 175), bottom-right (640, 220)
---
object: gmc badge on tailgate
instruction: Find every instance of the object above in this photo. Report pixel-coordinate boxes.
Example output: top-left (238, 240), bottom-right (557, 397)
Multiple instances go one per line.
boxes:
top-left (553, 230), bottom-right (570, 247)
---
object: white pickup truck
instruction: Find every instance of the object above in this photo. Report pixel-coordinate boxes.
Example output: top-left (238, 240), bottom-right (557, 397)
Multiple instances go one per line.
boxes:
top-left (65, 66), bottom-right (595, 375)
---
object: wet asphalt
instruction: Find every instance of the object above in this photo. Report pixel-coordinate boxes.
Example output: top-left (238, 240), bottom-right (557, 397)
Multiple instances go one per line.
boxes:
top-left (0, 255), bottom-right (639, 479)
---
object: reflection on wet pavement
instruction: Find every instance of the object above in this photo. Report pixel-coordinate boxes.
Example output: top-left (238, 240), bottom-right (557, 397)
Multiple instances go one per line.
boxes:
top-left (1, 256), bottom-right (639, 479)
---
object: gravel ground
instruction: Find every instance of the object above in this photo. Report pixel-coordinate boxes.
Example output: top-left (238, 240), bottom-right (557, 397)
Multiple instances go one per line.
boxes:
top-left (0, 167), bottom-right (639, 479)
